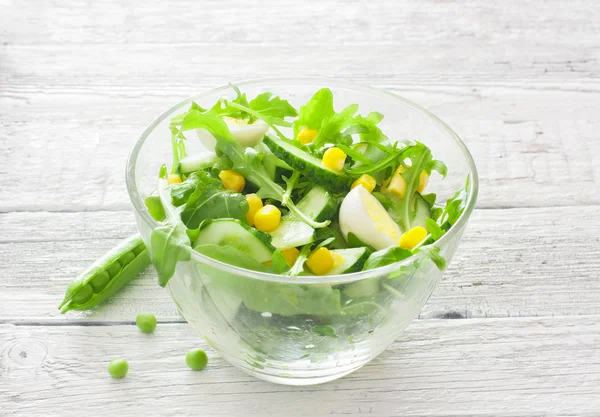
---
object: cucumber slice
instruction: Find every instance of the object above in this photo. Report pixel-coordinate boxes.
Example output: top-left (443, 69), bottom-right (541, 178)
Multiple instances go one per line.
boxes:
top-left (412, 193), bottom-right (432, 229)
top-left (178, 153), bottom-right (222, 174)
top-left (263, 133), bottom-right (352, 192)
top-left (326, 247), bottom-right (370, 275)
top-left (269, 219), bottom-right (315, 250)
top-left (194, 219), bottom-right (274, 263)
top-left (296, 186), bottom-right (338, 222)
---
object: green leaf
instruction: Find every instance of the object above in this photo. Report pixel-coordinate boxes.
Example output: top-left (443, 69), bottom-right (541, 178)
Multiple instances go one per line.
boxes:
top-left (194, 244), bottom-right (270, 272)
top-left (170, 171), bottom-right (221, 207)
top-left (151, 221), bottom-right (192, 286)
top-left (347, 232), bottom-right (372, 250)
top-left (312, 325), bottom-right (338, 338)
top-left (148, 177), bottom-right (192, 287)
top-left (181, 186), bottom-right (248, 229)
top-left (425, 218), bottom-right (445, 240)
top-left (417, 245), bottom-right (446, 270)
top-left (421, 193), bottom-right (437, 206)
top-left (363, 247), bottom-right (412, 270)
top-left (293, 88), bottom-right (335, 137)
top-left (314, 222), bottom-right (348, 249)
top-left (427, 159), bottom-right (448, 178)
top-left (439, 184), bottom-right (468, 227)
top-left (248, 92), bottom-right (298, 120)
top-left (271, 250), bottom-right (291, 274)
top-left (288, 245), bottom-right (312, 276)
top-left (144, 196), bottom-right (165, 222)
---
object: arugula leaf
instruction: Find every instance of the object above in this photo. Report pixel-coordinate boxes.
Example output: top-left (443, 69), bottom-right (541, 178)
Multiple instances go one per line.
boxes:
top-left (248, 92), bottom-right (298, 121)
top-left (288, 245), bottom-right (312, 276)
top-left (417, 245), bottom-right (446, 270)
top-left (170, 171), bottom-right (221, 207)
top-left (347, 232), bottom-right (375, 252)
top-left (149, 176), bottom-right (192, 287)
top-left (181, 174), bottom-right (248, 229)
top-left (194, 244), bottom-right (270, 272)
top-left (426, 218), bottom-right (445, 240)
top-left (363, 247), bottom-right (412, 270)
top-left (439, 182), bottom-right (469, 228)
top-left (311, 105), bottom-right (386, 151)
top-left (293, 88), bottom-right (335, 137)
top-left (314, 222), bottom-right (348, 249)
top-left (312, 325), bottom-right (338, 338)
top-left (144, 195), bottom-right (165, 221)
top-left (270, 250), bottom-right (291, 274)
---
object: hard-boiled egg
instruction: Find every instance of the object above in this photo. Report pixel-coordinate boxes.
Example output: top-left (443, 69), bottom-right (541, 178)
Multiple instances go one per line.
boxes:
top-left (339, 185), bottom-right (401, 250)
top-left (197, 116), bottom-right (268, 149)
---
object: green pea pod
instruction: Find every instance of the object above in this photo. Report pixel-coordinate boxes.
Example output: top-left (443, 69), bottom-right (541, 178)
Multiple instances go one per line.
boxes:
top-left (58, 234), bottom-right (151, 314)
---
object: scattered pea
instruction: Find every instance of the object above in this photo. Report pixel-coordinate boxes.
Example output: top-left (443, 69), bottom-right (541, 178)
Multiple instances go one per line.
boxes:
top-left (136, 313), bottom-right (157, 334)
top-left (186, 349), bottom-right (208, 370)
top-left (108, 358), bottom-right (129, 378)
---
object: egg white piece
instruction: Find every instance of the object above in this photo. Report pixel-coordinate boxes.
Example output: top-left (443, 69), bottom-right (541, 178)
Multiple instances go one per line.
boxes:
top-left (197, 117), bottom-right (268, 149)
top-left (339, 185), bottom-right (401, 250)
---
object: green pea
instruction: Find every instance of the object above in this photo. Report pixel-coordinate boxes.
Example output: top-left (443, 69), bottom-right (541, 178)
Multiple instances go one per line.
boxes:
top-left (132, 244), bottom-right (145, 256)
top-left (120, 251), bottom-right (136, 266)
top-left (186, 349), bottom-right (208, 370)
top-left (72, 283), bottom-right (94, 304)
top-left (136, 313), bottom-right (157, 333)
top-left (108, 358), bottom-right (129, 378)
top-left (106, 261), bottom-right (122, 278)
top-left (90, 270), bottom-right (111, 293)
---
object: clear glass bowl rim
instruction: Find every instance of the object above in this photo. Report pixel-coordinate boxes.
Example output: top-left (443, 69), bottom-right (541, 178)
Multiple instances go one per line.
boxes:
top-left (126, 76), bottom-right (479, 285)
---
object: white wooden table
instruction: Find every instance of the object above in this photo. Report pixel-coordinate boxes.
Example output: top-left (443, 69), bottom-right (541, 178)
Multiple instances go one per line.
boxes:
top-left (2, 1), bottom-right (599, 415)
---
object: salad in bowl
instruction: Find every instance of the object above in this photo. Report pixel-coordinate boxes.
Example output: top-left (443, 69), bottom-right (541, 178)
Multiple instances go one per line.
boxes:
top-left (62, 78), bottom-right (478, 385)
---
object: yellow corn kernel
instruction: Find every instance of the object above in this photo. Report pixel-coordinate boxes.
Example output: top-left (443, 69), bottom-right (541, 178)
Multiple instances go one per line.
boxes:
top-left (245, 194), bottom-right (263, 226)
top-left (331, 251), bottom-right (344, 268)
top-left (306, 247), bottom-right (335, 276)
top-left (399, 226), bottom-right (428, 250)
top-left (417, 170), bottom-right (430, 193)
top-left (253, 204), bottom-right (281, 232)
top-left (167, 174), bottom-right (182, 184)
top-left (322, 147), bottom-right (347, 172)
top-left (219, 170), bottom-right (245, 192)
top-left (388, 165), bottom-right (407, 198)
top-left (281, 247), bottom-right (300, 266)
top-left (351, 174), bottom-right (377, 193)
top-left (297, 127), bottom-right (318, 145)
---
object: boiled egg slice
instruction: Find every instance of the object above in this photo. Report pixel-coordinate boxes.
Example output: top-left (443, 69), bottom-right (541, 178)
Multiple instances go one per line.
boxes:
top-left (197, 116), bottom-right (268, 149)
top-left (339, 185), bottom-right (401, 250)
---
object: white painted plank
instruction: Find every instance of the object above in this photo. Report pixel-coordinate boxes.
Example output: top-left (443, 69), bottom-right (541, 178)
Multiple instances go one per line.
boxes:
top-left (2, 316), bottom-right (600, 416)
top-left (1, 206), bottom-right (599, 322)
top-left (2, 0), bottom-right (599, 49)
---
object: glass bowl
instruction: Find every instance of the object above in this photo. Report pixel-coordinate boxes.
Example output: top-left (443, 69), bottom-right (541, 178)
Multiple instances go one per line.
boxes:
top-left (126, 77), bottom-right (478, 385)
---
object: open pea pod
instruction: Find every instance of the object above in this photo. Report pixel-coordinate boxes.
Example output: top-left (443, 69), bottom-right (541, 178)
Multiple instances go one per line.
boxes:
top-left (58, 234), bottom-right (151, 314)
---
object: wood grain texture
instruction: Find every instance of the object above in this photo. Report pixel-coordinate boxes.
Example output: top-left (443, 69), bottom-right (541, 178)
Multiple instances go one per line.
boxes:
top-left (2, 0), bottom-right (600, 414)
top-left (1, 206), bottom-right (599, 323)
top-left (2, 317), bottom-right (600, 416)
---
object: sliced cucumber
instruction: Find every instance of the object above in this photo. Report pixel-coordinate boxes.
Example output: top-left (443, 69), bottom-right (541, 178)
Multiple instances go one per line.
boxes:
top-left (263, 133), bottom-right (352, 192)
top-left (255, 143), bottom-right (292, 181)
top-left (178, 152), bottom-right (222, 174)
top-left (326, 247), bottom-right (370, 275)
top-left (194, 219), bottom-right (274, 263)
top-left (269, 219), bottom-right (315, 250)
top-left (296, 186), bottom-right (338, 222)
top-left (412, 193), bottom-right (432, 229)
